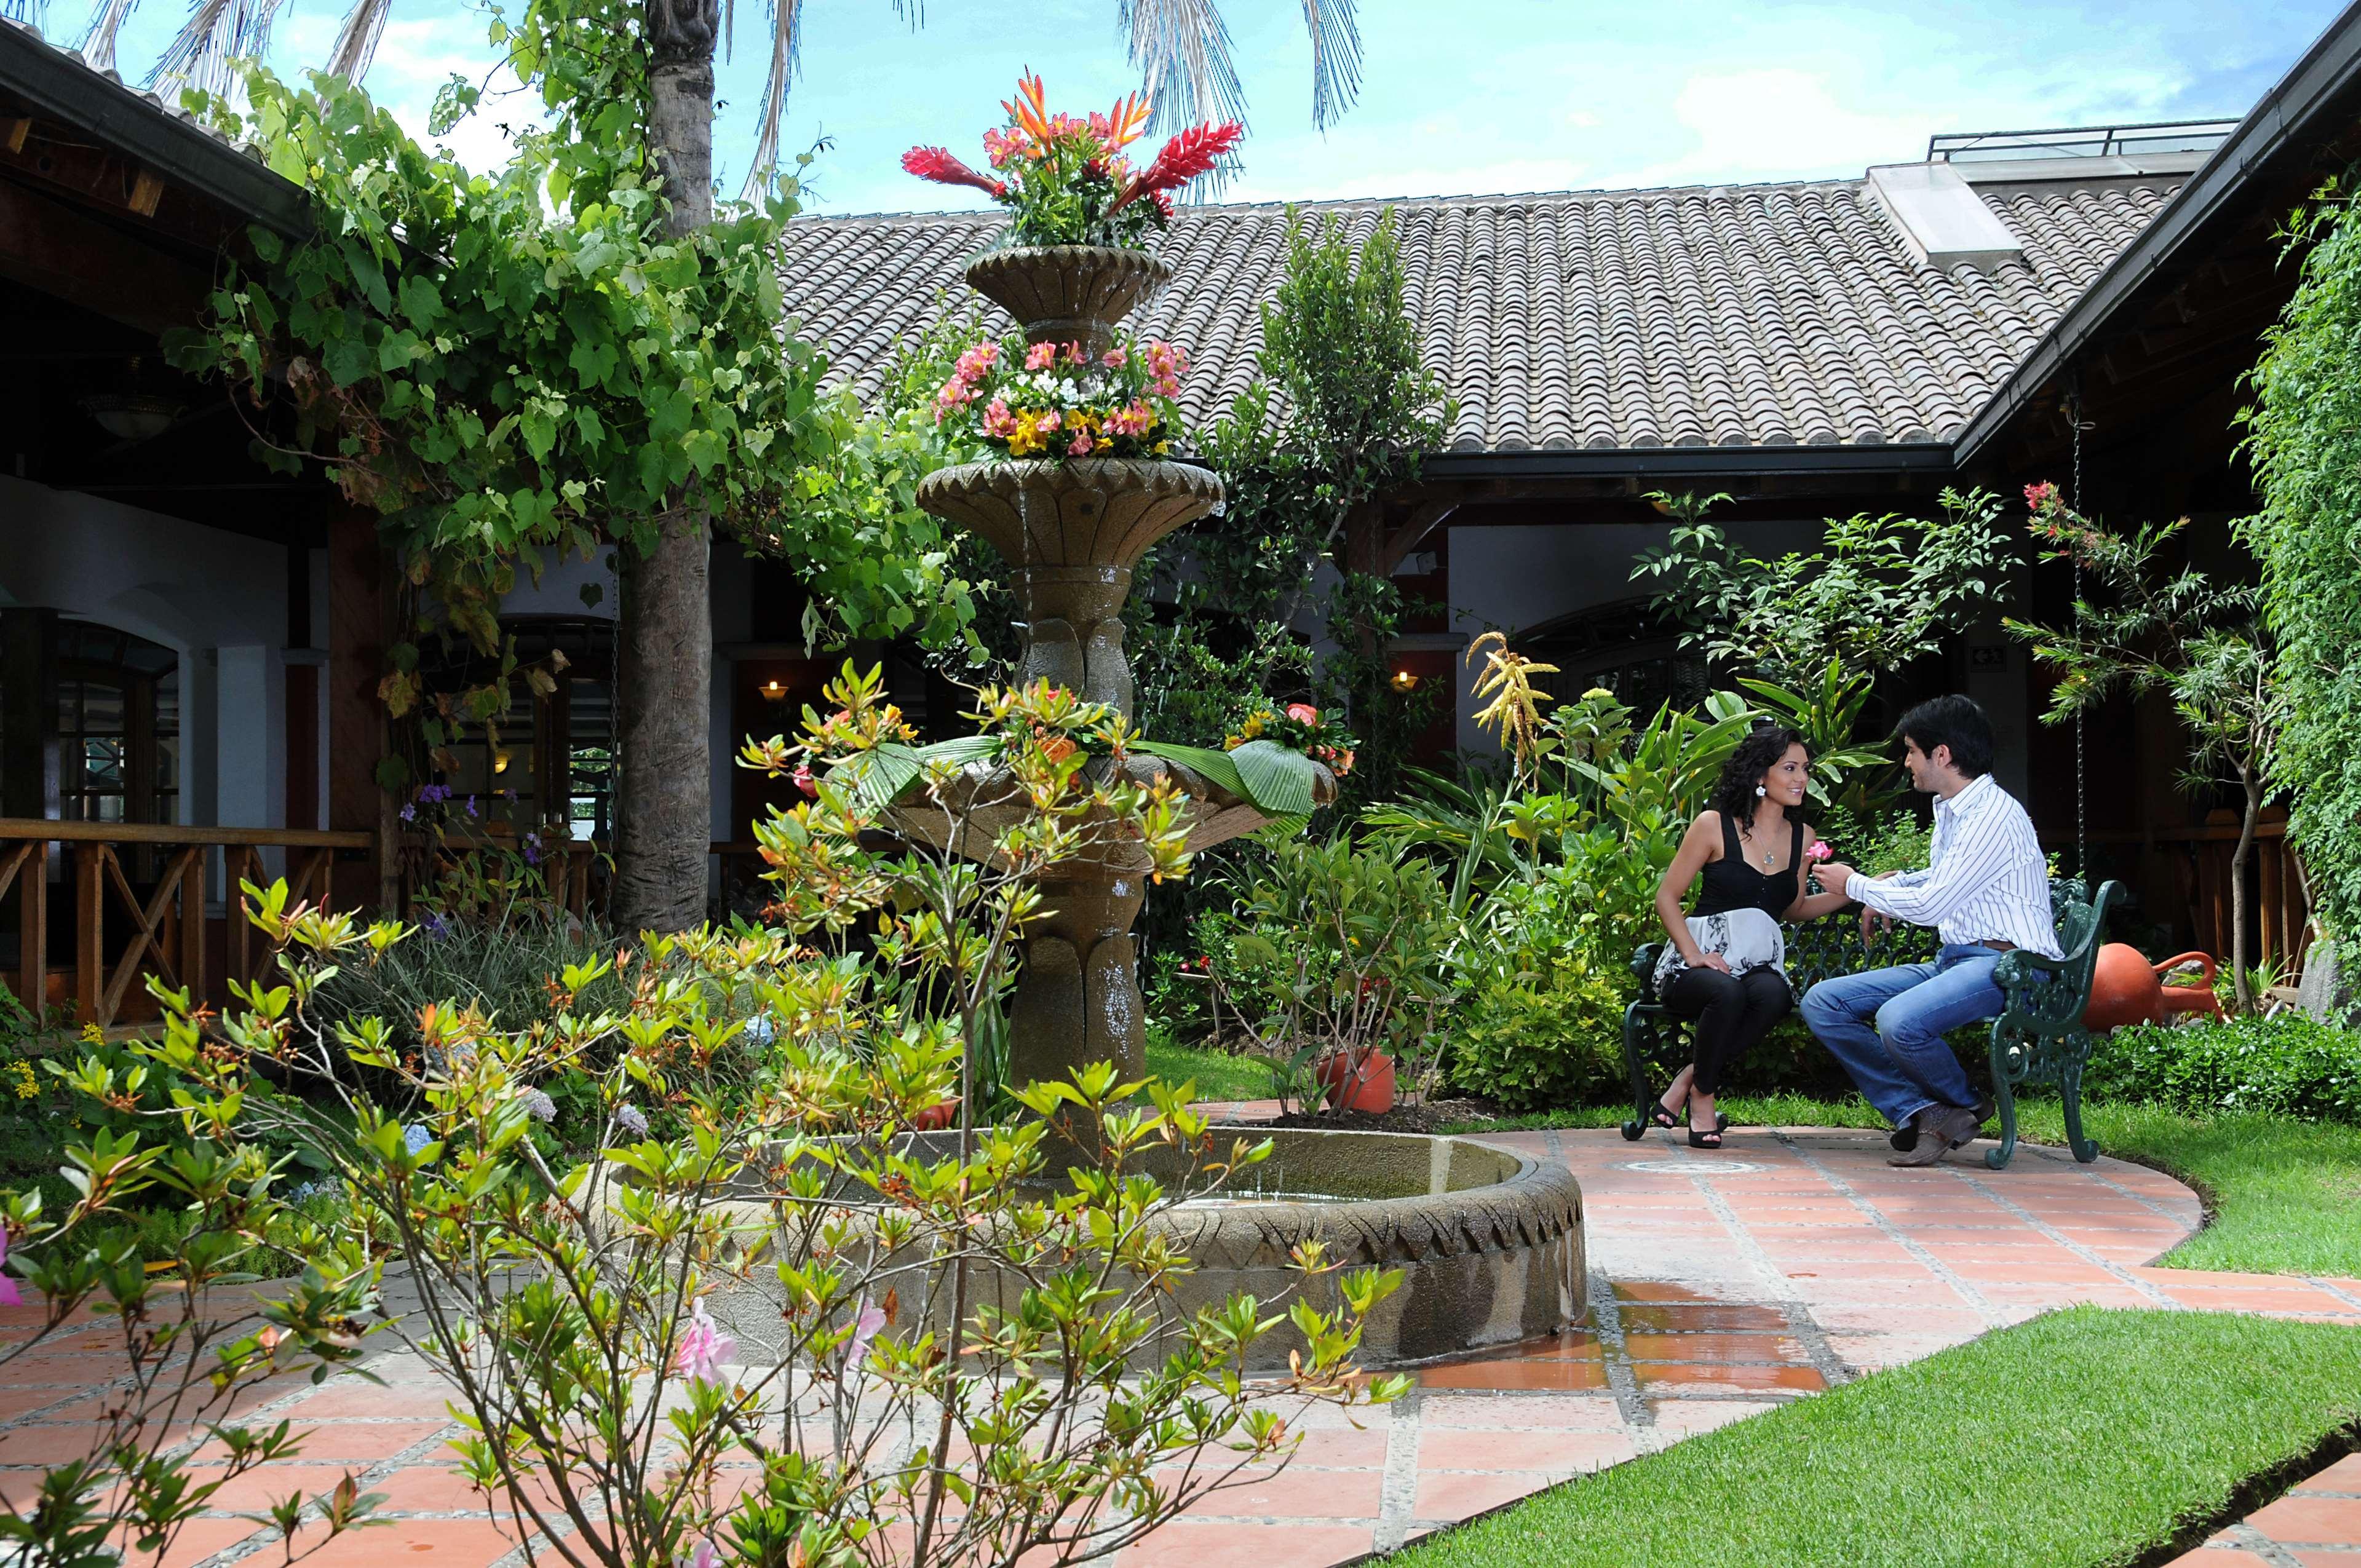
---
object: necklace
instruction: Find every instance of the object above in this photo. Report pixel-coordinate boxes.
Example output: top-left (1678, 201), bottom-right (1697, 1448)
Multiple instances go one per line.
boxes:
top-left (1741, 820), bottom-right (1777, 869)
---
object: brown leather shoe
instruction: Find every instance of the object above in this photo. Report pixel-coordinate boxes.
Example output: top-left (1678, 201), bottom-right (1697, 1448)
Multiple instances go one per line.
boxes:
top-left (1889, 1105), bottom-right (1979, 1166)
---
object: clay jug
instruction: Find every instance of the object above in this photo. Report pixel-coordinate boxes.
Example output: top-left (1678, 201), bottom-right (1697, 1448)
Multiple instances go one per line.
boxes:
top-left (1315, 1050), bottom-right (1397, 1115)
top-left (2085, 943), bottom-right (2164, 1030)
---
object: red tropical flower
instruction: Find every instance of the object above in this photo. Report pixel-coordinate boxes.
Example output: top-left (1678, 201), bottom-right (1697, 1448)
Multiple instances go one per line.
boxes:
top-left (902, 145), bottom-right (1006, 197)
top-left (1111, 121), bottom-right (1244, 213)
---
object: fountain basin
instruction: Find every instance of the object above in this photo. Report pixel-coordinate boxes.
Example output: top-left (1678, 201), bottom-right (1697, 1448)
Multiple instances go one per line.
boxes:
top-left (712, 1128), bottom-right (1585, 1372)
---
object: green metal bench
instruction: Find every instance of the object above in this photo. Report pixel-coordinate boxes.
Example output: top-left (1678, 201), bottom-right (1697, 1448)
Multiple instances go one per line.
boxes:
top-left (1620, 879), bottom-right (2121, 1170)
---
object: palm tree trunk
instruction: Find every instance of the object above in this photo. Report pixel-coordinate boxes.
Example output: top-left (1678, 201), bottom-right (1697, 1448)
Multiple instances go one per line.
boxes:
top-left (610, 0), bottom-right (720, 935)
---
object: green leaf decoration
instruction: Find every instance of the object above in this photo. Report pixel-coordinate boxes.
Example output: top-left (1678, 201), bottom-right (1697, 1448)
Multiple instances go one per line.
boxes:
top-left (1226, 740), bottom-right (1320, 818)
top-left (828, 735), bottom-right (999, 810)
top-left (1133, 740), bottom-right (1251, 802)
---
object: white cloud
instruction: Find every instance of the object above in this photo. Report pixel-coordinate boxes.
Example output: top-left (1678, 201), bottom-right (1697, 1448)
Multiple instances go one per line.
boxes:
top-left (1632, 67), bottom-right (1926, 184)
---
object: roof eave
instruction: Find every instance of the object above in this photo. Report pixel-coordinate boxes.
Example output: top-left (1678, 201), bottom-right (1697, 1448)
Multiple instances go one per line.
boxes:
top-left (1951, 0), bottom-right (2361, 467)
top-left (0, 21), bottom-right (312, 239)
top-left (1421, 443), bottom-right (1956, 480)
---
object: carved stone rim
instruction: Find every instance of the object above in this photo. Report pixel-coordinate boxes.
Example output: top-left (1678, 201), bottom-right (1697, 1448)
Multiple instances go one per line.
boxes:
top-left (915, 455), bottom-right (1224, 505)
top-left (965, 244), bottom-right (1173, 289)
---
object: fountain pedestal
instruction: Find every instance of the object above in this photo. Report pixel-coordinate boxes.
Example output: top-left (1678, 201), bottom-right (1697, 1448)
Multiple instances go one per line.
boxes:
top-left (909, 249), bottom-right (1331, 1089)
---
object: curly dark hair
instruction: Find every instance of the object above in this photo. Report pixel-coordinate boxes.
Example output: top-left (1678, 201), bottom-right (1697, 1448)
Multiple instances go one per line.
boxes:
top-left (1707, 724), bottom-right (1809, 834)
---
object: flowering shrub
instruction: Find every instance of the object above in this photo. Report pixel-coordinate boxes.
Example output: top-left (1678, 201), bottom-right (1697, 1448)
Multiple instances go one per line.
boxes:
top-left (903, 74), bottom-right (1242, 249)
top-left (33, 667), bottom-right (1408, 1568)
top-left (1226, 700), bottom-right (1358, 778)
top-left (931, 329), bottom-right (1188, 459)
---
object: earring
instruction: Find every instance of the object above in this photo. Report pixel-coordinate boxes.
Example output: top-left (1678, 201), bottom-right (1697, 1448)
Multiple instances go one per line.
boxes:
top-left (1756, 785), bottom-right (1767, 798)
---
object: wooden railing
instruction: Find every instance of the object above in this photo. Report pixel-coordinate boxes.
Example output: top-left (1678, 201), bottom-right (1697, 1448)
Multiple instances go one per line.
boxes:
top-left (5, 820), bottom-right (782, 1034)
top-left (2079, 818), bottom-right (2313, 983)
top-left (0, 820), bottom-right (375, 1030)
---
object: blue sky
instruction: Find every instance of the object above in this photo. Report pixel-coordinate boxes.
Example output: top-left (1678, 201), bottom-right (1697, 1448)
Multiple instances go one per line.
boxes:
top-left (77, 0), bottom-right (2351, 209)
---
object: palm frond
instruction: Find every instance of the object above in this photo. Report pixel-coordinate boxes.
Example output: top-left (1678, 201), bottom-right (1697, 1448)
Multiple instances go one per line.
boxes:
top-left (325, 0), bottom-right (395, 81)
top-left (149, 0), bottom-right (290, 98)
top-left (1119, 0), bottom-right (1245, 194)
top-left (736, 0), bottom-right (800, 199)
top-left (1296, 0), bottom-right (1362, 129)
top-left (75, 0), bottom-right (140, 71)
top-left (1, 0), bottom-right (47, 35)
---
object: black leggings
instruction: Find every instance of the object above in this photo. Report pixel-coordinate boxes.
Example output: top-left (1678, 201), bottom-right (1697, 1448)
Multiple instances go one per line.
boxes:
top-left (1661, 966), bottom-right (1792, 1096)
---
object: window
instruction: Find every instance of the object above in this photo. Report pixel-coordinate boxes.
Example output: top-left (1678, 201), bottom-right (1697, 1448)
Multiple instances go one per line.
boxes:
top-left (55, 622), bottom-right (178, 825)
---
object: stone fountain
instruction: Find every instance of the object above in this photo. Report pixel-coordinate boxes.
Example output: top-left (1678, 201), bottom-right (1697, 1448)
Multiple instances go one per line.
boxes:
top-left (903, 244), bottom-right (1331, 1093)
top-left (820, 239), bottom-right (1590, 1369)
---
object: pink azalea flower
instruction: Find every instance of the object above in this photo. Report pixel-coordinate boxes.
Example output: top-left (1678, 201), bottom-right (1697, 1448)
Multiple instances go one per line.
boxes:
top-left (0, 1227), bottom-right (18, 1308)
top-left (1025, 341), bottom-right (1058, 371)
top-left (847, 1296), bottom-right (887, 1365)
top-left (792, 763), bottom-right (817, 799)
top-left (672, 1299), bottom-right (736, 1387)
top-left (1285, 703), bottom-right (1320, 726)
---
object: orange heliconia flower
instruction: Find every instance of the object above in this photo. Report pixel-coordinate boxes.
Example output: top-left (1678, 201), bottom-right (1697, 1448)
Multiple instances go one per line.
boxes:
top-left (1101, 90), bottom-right (1151, 149)
top-left (1004, 73), bottom-right (1054, 149)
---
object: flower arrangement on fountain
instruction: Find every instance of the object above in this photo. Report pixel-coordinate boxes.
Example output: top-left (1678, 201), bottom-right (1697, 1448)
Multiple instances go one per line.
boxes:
top-left (1226, 701), bottom-right (1358, 777)
top-left (932, 331), bottom-right (1189, 458)
top-left (902, 73), bottom-right (1243, 248)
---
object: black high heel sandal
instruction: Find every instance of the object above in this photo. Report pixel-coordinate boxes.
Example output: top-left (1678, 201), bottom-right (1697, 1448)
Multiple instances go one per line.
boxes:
top-left (1649, 1102), bottom-right (1682, 1130)
top-left (1688, 1126), bottom-right (1724, 1149)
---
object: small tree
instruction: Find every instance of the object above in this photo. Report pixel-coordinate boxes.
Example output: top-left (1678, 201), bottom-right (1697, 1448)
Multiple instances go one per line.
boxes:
top-left (2004, 484), bottom-right (2285, 1010)
top-left (1632, 488), bottom-right (2015, 684)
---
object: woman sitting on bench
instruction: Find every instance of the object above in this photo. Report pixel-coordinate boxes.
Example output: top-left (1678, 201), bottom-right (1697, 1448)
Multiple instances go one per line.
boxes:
top-left (1648, 724), bottom-right (1852, 1147)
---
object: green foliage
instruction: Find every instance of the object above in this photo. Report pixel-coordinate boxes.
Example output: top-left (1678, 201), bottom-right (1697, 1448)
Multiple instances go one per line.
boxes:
top-left (2007, 489), bottom-right (2282, 1005)
top-left (1446, 868), bottom-right (1630, 1109)
top-left (2085, 1012), bottom-right (2361, 1122)
top-left (168, 1), bottom-right (975, 775)
top-left (1202, 834), bottom-right (1457, 1107)
top-left (1735, 657), bottom-right (1900, 815)
top-left (1632, 487), bottom-right (2014, 682)
top-left (2241, 177), bottom-right (2361, 936)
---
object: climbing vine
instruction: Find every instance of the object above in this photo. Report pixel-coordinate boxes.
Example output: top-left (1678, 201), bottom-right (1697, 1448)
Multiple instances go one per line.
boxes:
top-left (2240, 173), bottom-right (2361, 936)
top-left (167, 0), bottom-right (973, 788)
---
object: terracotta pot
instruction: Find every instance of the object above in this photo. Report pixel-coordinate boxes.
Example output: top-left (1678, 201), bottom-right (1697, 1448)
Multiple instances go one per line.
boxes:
top-left (2084, 944), bottom-right (2224, 1029)
top-left (964, 245), bottom-right (1172, 358)
top-left (910, 1100), bottom-right (959, 1132)
top-left (1314, 1051), bottom-right (1396, 1115)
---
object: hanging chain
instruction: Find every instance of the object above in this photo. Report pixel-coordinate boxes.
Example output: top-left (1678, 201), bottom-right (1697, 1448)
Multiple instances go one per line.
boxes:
top-left (2068, 376), bottom-right (2090, 884)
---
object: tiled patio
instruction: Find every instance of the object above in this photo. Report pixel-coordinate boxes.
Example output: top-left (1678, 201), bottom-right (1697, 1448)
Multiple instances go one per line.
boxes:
top-left (6, 1120), bottom-right (2360, 1566)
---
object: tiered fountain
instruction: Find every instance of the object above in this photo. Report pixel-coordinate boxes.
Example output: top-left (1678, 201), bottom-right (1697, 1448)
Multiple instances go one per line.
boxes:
top-left (877, 236), bottom-right (1587, 1368)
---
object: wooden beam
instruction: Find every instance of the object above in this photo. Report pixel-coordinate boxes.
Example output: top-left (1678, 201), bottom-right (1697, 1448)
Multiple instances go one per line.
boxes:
top-left (0, 177), bottom-right (210, 333)
top-left (0, 125), bottom-right (231, 248)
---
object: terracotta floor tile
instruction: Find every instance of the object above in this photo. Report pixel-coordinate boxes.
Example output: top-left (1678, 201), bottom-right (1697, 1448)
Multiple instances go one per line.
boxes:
top-left (174, 1462), bottom-right (367, 1513)
top-left (1613, 1302), bottom-right (1789, 1334)
top-left (286, 1515), bottom-right (535, 1566)
top-left (1645, 1399), bottom-right (1777, 1437)
top-left (1619, 1332), bottom-right (1809, 1364)
top-left (1411, 1467), bottom-right (1557, 1522)
top-left (1413, 1428), bottom-right (1636, 1473)
top-left (1272, 1426), bottom-right (1391, 1468)
top-left (2299, 1454), bottom-right (2361, 1491)
top-left (195, 1419), bottom-right (455, 1465)
top-left (2292, 1553), bottom-right (2361, 1567)
top-left (1162, 1464), bottom-right (1381, 1519)
top-left (284, 1381), bottom-right (465, 1420)
top-left (2248, 1494), bottom-right (2361, 1543)
top-left (1418, 1393), bottom-right (1625, 1431)
top-left (1417, 1356), bottom-right (1608, 1392)
top-left (118, 1513), bottom-right (273, 1568)
top-left (1630, 1362), bottom-right (1825, 1393)
top-left (1117, 1521), bottom-right (1373, 1567)
top-left (2161, 1286), bottom-right (2349, 1314)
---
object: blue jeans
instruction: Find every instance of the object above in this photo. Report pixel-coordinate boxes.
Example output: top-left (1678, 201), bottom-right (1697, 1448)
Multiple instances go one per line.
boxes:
top-left (1800, 946), bottom-right (2007, 1127)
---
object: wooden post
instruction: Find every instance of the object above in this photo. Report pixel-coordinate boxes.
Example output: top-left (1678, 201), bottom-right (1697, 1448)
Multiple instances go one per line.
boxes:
top-left (73, 843), bottom-right (102, 1027)
top-left (6, 841), bottom-right (44, 1017)
top-left (180, 844), bottom-right (207, 1009)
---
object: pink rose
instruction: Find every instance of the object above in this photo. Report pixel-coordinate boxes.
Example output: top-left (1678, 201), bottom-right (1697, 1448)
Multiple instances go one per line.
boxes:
top-left (1806, 839), bottom-right (1832, 861)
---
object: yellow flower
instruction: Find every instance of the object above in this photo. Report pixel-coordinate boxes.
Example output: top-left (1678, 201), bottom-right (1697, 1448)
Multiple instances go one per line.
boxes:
top-left (7, 1061), bottom-right (35, 1101)
top-left (1582, 687), bottom-right (1615, 700)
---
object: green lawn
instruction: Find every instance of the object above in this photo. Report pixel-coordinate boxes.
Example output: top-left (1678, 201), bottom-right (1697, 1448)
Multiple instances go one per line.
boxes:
top-left (1143, 1038), bottom-right (1282, 1103)
top-left (1402, 1308), bottom-right (2361, 1568)
top-left (1437, 1095), bottom-right (2361, 1277)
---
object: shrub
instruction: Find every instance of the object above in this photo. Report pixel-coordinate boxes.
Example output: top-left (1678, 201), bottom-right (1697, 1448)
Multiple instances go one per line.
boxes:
top-left (1446, 868), bottom-right (1630, 1109)
top-left (2085, 1012), bottom-right (2361, 1122)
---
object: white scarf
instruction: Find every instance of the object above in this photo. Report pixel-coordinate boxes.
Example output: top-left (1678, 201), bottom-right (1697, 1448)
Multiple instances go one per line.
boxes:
top-left (1653, 906), bottom-right (1788, 991)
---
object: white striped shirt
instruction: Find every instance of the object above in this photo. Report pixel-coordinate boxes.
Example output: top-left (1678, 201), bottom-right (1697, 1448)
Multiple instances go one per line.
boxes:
top-left (1844, 774), bottom-right (2061, 959)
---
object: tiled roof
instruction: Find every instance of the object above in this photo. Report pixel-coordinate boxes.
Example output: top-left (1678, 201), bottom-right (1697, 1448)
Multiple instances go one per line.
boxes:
top-left (776, 176), bottom-right (2180, 453)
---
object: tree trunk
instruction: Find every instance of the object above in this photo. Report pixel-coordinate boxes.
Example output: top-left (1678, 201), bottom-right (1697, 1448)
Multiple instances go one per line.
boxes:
top-left (2230, 770), bottom-right (2261, 1013)
top-left (609, 0), bottom-right (720, 935)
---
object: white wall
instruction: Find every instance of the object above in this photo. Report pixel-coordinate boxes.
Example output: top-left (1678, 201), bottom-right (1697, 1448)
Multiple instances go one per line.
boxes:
top-left (0, 477), bottom-right (289, 848)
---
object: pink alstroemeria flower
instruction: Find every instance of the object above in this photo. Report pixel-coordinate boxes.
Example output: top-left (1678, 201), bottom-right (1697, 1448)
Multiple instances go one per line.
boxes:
top-left (673, 1300), bottom-right (736, 1387)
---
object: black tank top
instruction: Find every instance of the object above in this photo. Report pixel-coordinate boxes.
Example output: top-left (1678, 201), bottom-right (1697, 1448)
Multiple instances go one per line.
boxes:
top-left (1693, 811), bottom-right (1804, 922)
